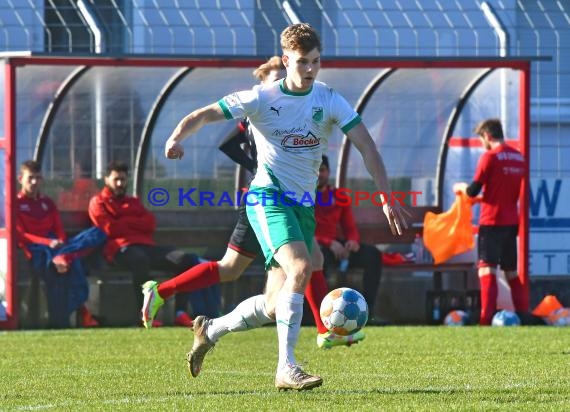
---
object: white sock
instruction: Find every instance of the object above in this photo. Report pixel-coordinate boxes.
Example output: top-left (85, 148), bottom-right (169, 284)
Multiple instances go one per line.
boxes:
top-left (207, 294), bottom-right (272, 342)
top-left (275, 291), bottom-right (304, 371)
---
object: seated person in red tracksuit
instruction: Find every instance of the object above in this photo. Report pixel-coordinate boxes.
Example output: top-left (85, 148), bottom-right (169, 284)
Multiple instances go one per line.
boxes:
top-left (88, 160), bottom-right (209, 327)
top-left (315, 155), bottom-right (384, 325)
top-left (16, 160), bottom-right (104, 328)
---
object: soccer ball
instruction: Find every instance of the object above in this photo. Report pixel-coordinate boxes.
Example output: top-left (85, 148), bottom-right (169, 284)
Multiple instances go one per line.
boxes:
top-left (444, 309), bottom-right (470, 326)
top-left (320, 287), bottom-right (368, 335)
top-left (545, 307), bottom-right (570, 326)
top-left (492, 310), bottom-right (521, 326)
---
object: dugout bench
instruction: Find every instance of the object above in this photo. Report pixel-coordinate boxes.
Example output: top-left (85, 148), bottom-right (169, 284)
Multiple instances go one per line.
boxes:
top-left (15, 207), bottom-right (477, 328)
top-left (15, 209), bottom-right (250, 328)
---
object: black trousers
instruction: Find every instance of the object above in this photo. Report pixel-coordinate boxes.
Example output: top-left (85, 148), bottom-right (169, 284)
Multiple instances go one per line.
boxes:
top-left (113, 244), bottom-right (200, 311)
top-left (320, 242), bottom-right (382, 314)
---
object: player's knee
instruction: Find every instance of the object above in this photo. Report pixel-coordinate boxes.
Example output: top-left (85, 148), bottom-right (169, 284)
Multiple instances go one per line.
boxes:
top-left (262, 294), bottom-right (277, 318)
top-left (218, 263), bottom-right (244, 282)
top-left (311, 249), bottom-right (324, 271)
top-left (264, 302), bottom-right (276, 319)
top-left (218, 250), bottom-right (252, 281)
top-left (477, 264), bottom-right (497, 277)
top-left (293, 260), bottom-right (313, 283)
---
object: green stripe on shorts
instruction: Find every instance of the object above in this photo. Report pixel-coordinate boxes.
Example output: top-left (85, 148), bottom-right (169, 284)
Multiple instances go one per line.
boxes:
top-left (246, 186), bottom-right (315, 269)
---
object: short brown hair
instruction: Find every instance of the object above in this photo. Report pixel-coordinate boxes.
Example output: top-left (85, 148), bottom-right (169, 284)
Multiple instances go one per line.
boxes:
top-left (105, 160), bottom-right (129, 177)
top-left (253, 56), bottom-right (285, 82)
top-left (474, 118), bottom-right (504, 140)
top-left (20, 160), bottom-right (41, 174)
top-left (280, 23), bottom-right (321, 54)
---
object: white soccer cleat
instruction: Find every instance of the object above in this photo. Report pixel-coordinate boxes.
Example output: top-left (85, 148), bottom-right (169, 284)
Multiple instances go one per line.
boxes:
top-left (186, 315), bottom-right (215, 377)
top-left (275, 365), bottom-right (323, 391)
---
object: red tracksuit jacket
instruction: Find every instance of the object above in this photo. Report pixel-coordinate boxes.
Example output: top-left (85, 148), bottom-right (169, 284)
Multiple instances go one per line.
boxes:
top-left (315, 184), bottom-right (360, 247)
top-left (16, 191), bottom-right (66, 258)
top-left (88, 187), bottom-right (156, 261)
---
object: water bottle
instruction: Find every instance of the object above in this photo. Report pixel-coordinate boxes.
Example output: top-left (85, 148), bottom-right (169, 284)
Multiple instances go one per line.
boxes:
top-left (339, 258), bottom-right (349, 273)
top-left (432, 296), bottom-right (441, 322)
top-left (425, 247), bottom-right (434, 264)
top-left (336, 258), bottom-right (349, 285)
top-left (413, 234), bottom-right (424, 263)
top-left (422, 236), bottom-right (433, 263)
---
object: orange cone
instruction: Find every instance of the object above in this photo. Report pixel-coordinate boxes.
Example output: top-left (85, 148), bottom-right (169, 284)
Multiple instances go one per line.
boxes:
top-left (531, 295), bottom-right (563, 317)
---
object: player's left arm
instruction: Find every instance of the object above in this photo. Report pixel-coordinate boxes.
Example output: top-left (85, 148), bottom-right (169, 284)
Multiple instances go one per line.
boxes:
top-left (346, 122), bottom-right (409, 236)
top-left (165, 103), bottom-right (226, 160)
top-left (454, 153), bottom-right (489, 197)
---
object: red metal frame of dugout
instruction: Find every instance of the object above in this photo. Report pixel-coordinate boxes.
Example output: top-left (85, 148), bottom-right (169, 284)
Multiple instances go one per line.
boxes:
top-left (0, 55), bottom-right (531, 329)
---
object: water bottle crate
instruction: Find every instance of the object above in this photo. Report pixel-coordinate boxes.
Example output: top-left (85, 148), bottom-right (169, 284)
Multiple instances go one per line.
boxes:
top-left (426, 289), bottom-right (480, 325)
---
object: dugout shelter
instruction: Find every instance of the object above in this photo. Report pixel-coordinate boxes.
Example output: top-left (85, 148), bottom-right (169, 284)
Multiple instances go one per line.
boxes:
top-left (0, 55), bottom-right (531, 329)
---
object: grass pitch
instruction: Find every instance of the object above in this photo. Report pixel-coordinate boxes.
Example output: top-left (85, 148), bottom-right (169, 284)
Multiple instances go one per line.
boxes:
top-left (1, 326), bottom-right (569, 411)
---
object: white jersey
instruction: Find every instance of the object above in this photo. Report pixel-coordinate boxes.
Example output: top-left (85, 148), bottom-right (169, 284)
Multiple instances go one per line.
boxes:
top-left (218, 79), bottom-right (360, 205)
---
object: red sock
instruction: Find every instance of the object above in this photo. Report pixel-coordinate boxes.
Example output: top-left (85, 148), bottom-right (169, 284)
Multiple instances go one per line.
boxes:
top-left (305, 270), bottom-right (329, 334)
top-left (479, 274), bottom-right (498, 325)
top-left (508, 276), bottom-right (528, 312)
top-left (79, 304), bottom-right (98, 326)
top-left (79, 304), bottom-right (88, 317)
top-left (157, 261), bottom-right (221, 300)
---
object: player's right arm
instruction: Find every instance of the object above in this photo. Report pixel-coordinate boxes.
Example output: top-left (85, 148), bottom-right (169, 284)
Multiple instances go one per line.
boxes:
top-left (165, 102), bottom-right (226, 160)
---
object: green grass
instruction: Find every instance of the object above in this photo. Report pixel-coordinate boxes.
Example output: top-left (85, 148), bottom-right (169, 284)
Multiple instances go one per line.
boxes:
top-left (1, 326), bottom-right (569, 411)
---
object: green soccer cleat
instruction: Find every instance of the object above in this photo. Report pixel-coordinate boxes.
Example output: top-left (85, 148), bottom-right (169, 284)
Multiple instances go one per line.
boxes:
top-left (141, 280), bottom-right (164, 329)
top-left (316, 329), bottom-right (365, 349)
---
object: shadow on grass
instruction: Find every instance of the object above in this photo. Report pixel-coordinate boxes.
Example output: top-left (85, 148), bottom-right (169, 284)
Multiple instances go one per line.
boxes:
top-left (172, 387), bottom-right (470, 396)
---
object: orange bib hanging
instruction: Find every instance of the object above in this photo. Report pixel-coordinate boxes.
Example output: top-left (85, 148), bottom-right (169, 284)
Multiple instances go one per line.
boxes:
top-left (423, 192), bottom-right (475, 265)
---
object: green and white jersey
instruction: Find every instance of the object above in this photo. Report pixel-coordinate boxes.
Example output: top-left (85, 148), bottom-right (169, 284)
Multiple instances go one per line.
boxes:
top-left (218, 79), bottom-right (360, 205)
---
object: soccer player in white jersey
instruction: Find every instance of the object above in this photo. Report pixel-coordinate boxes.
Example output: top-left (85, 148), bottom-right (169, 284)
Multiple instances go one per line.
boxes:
top-left (142, 56), bottom-right (364, 348)
top-left (164, 23), bottom-right (407, 391)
